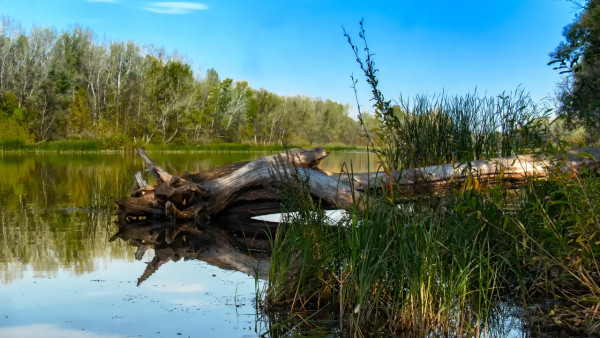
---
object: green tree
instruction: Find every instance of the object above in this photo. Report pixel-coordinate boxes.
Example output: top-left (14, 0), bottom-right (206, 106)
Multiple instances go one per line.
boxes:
top-left (207, 77), bottom-right (233, 140)
top-left (0, 18), bottom-right (366, 146)
top-left (550, 0), bottom-right (600, 136)
top-left (14, 27), bottom-right (56, 107)
top-left (67, 88), bottom-right (92, 137)
top-left (107, 41), bottom-right (141, 133)
top-left (145, 55), bottom-right (194, 143)
top-left (221, 81), bottom-right (252, 142)
top-left (253, 89), bottom-right (281, 144)
top-left (0, 17), bottom-right (20, 95)
top-left (0, 92), bottom-right (33, 142)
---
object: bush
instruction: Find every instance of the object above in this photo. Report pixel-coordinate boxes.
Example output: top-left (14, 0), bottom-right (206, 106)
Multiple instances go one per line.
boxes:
top-left (0, 139), bottom-right (27, 150)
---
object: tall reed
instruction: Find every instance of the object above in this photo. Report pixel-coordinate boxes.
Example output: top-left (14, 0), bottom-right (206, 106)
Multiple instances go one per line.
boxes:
top-left (259, 21), bottom-right (599, 337)
top-left (345, 20), bottom-right (548, 172)
top-left (261, 171), bottom-right (515, 336)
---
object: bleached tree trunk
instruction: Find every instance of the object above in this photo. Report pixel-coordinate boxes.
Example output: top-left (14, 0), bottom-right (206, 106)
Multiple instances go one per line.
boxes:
top-left (116, 147), bottom-right (600, 234)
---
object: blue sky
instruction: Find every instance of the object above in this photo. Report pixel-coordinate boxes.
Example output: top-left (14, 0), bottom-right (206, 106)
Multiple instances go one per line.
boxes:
top-left (0, 0), bottom-right (578, 115)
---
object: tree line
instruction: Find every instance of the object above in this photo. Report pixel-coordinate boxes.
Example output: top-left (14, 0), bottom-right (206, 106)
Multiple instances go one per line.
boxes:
top-left (0, 18), bottom-right (365, 146)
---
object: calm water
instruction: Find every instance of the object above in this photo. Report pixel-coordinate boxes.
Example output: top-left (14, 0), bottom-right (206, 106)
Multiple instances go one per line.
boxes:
top-left (0, 150), bottom-right (374, 338)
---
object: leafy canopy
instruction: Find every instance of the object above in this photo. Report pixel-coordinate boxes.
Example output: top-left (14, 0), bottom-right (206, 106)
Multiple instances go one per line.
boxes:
top-left (549, 0), bottom-right (600, 134)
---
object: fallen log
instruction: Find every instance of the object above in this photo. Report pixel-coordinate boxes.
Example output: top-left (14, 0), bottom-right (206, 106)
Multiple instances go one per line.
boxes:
top-left (330, 147), bottom-right (600, 192)
top-left (116, 147), bottom-right (360, 236)
top-left (115, 146), bottom-right (600, 235)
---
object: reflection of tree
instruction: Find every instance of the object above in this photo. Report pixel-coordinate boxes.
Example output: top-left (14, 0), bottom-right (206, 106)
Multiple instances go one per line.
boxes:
top-left (0, 153), bottom-right (277, 285)
top-left (0, 155), bottom-right (133, 285)
top-left (0, 203), bottom-right (127, 284)
top-left (0, 152), bottom-right (371, 285)
top-left (110, 220), bottom-right (270, 286)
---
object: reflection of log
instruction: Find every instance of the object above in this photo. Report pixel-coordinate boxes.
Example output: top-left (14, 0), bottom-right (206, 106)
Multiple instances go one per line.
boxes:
top-left (115, 147), bottom-right (600, 234)
top-left (110, 221), bottom-right (270, 285)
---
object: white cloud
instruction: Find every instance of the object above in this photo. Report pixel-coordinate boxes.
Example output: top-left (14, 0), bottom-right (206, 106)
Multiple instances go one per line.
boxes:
top-left (0, 324), bottom-right (121, 338)
top-left (145, 2), bottom-right (208, 14)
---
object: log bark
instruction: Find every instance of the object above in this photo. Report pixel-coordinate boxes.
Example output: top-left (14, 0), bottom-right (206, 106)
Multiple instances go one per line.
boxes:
top-left (116, 147), bottom-right (359, 235)
top-left (115, 146), bottom-right (600, 235)
top-left (329, 147), bottom-right (600, 192)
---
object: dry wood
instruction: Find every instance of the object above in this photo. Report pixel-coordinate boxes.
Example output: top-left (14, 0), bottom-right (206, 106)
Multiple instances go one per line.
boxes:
top-left (330, 147), bottom-right (600, 192)
top-left (116, 146), bottom-right (600, 234)
top-left (116, 147), bottom-right (359, 234)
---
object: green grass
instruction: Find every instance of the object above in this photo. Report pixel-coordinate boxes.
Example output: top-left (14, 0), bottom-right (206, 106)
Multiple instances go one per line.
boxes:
top-left (258, 21), bottom-right (599, 336)
top-left (145, 142), bottom-right (286, 152)
top-left (259, 154), bottom-right (600, 336)
top-left (0, 138), bottom-right (362, 153)
top-left (388, 88), bottom-right (546, 169)
top-left (0, 139), bottom-right (27, 151)
top-left (0, 139), bottom-right (104, 152)
top-left (35, 139), bottom-right (103, 152)
top-left (260, 171), bottom-right (510, 336)
top-left (144, 142), bottom-right (361, 152)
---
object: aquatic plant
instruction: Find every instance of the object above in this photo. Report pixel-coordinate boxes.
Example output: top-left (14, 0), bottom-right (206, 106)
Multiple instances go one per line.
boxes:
top-left (258, 21), bottom-right (599, 337)
top-left (345, 20), bottom-right (549, 173)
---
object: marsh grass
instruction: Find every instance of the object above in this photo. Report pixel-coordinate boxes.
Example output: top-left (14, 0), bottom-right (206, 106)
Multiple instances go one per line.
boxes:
top-left (258, 21), bottom-right (599, 337)
top-left (261, 156), bottom-right (600, 336)
top-left (35, 139), bottom-right (103, 152)
top-left (261, 171), bottom-right (514, 336)
top-left (517, 158), bottom-right (600, 298)
top-left (391, 89), bottom-right (547, 169)
top-left (144, 143), bottom-right (360, 153)
top-left (0, 138), bottom-right (26, 151)
top-left (345, 20), bottom-right (550, 173)
top-left (0, 139), bottom-right (361, 153)
top-left (0, 139), bottom-right (105, 152)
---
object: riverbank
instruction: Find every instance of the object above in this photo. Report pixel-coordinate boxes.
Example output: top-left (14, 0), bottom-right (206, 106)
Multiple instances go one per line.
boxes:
top-left (0, 138), bottom-right (363, 153)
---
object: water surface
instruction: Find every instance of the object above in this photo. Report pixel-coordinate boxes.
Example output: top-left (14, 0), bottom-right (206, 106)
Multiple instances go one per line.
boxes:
top-left (0, 150), bottom-right (373, 337)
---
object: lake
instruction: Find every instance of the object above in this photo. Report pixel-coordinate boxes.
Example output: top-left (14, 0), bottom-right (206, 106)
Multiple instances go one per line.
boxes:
top-left (0, 150), bottom-right (374, 338)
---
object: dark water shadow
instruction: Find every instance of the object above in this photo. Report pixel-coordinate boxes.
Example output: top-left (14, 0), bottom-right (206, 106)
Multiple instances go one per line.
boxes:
top-left (110, 220), bottom-right (272, 286)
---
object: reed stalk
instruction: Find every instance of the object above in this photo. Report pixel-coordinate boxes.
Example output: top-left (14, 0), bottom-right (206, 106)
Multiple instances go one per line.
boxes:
top-left (258, 21), bottom-right (599, 337)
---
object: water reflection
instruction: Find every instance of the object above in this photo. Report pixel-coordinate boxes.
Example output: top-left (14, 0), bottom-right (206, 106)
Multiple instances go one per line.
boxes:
top-left (0, 324), bottom-right (123, 338)
top-left (0, 150), bottom-right (373, 284)
top-left (0, 151), bottom-right (374, 336)
top-left (111, 220), bottom-right (271, 285)
top-left (0, 153), bottom-right (135, 285)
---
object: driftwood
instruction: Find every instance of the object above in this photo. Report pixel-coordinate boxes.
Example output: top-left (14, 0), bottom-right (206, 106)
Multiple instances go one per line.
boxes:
top-left (116, 147), bottom-right (360, 236)
top-left (331, 147), bottom-right (600, 192)
top-left (115, 146), bottom-right (600, 236)
top-left (111, 146), bottom-right (600, 282)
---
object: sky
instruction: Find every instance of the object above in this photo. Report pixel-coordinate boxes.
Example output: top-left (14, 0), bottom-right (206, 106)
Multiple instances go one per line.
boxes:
top-left (0, 0), bottom-right (580, 116)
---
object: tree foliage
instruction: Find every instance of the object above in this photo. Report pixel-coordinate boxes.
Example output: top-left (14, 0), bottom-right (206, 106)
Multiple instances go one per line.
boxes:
top-left (0, 19), bottom-right (363, 146)
top-left (550, 0), bottom-right (600, 136)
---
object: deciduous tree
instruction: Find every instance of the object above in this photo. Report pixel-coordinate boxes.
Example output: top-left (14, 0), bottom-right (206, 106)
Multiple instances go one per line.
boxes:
top-left (550, 0), bottom-right (600, 136)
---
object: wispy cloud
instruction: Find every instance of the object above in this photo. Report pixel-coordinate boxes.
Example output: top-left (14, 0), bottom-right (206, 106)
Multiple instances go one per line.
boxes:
top-left (155, 283), bottom-right (206, 292)
top-left (0, 324), bottom-right (122, 338)
top-left (145, 2), bottom-right (208, 14)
